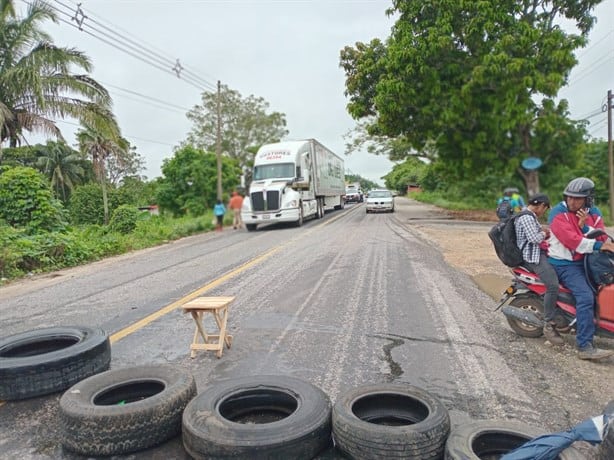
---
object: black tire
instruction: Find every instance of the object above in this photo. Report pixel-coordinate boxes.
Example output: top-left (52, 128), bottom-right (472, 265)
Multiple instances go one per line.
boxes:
top-left (246, 224), bottom-right (257, 232)
top-left (445, 420), bottom-right (587, 459)
top-left (506, 296), bottom-right (544, 338)
top-left (182, 375), bottom-right (332, 459)
top-left (59, 365), bottom-right (196, 456)
top-left (296, 205), bottom-right (304, 227)
top-left (332, 384), bottom-right (450, 460)
top-left (0, 326), bottom-right (111, 400)
top-left (317, 199), bottom-right (324, 219)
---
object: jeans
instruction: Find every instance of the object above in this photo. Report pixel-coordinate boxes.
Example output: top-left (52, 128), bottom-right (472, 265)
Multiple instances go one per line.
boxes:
top-left (526, 255), bottom-right (558, 323)
top-left (553, 263), bottom-right (595, 349)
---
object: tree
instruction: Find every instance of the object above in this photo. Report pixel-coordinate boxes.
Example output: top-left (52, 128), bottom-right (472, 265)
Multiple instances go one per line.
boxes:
top-left (105, 142), bottom-right (146, 186)
top-left (77, 118), bottom-right (127, 224)
top-left (156, 145), bottom-right (241, 217)
top-left (185, 84), bottom-right (288, 175)
top-left (35, 141), bottom-right (86, 203)
top-left (383, 157), bottom-right (428, 194)
top-left (0, 0), bottom-right (113, 162)
top-left (340, 0), bottom-right (598, 194)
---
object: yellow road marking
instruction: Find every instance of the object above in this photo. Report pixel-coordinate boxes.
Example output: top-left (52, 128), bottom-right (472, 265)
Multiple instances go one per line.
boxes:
top-left (0, 209), bottom-right (351, 407)
top-left (110, 244), bottom-right (283, 344)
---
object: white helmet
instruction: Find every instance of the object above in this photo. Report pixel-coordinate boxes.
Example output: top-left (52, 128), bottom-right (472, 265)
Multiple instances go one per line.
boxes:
top-left (563, 177), bottom-right (594, 198)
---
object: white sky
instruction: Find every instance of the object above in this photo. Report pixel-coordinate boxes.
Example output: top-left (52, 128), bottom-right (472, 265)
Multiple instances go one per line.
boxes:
top-left (13, 0), bottom-right (614, 185)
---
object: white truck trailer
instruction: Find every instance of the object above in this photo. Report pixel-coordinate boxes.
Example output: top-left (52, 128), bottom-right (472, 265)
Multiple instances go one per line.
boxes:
top-left (241, 139), bottom-right (345, 231)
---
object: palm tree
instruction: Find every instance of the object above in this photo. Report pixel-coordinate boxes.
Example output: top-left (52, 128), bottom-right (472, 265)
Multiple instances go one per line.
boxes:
top-left (0, 0), bottom-right (113, 162)
top-left (77, 119), bottom-right (126, 224)
top-left (36, 141), bottom-right (86, 203)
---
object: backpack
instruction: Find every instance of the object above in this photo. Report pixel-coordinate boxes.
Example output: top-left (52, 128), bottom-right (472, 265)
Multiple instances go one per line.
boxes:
top-left (488, 211), bottom-right (532, 267)
top-left (586, 251), bottom-right (614, 286)
top-left (496, 199), bottom-right (513, 220)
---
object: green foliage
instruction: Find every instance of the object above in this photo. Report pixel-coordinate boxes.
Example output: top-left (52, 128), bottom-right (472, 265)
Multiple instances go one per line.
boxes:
top-left (0, 166), bottom-right (67, 233)
top-left (69, 183), bottom-right (122, 225)
top-left (382, 157), bottom-right (428, 193)
top-left (0, 0), bottom-right (112, 152)
top-left (109, 204), bottom-right (139, 234)
top-left (157, 145), bottom-right (242, 217)
top-left (117, 176), bottom-right (158, 206)
top-left (340, 0), bottom-right (597, 192)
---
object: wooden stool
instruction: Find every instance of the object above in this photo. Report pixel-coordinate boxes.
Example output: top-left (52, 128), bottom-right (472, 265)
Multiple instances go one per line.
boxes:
top-left (181, 296), bottom-right (234, 358)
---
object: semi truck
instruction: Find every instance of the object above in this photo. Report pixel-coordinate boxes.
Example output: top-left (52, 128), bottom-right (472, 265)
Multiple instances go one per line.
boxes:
top-left (241, 139), bottom-right (345, 231)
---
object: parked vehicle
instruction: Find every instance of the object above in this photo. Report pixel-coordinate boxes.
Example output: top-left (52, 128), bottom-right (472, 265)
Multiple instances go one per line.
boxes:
top-left (495, 229), bottom-right (614, 340)
top-left (365, 189), bottom-right (394, 213)
top-left (241, 140), bottom-right (345, 231)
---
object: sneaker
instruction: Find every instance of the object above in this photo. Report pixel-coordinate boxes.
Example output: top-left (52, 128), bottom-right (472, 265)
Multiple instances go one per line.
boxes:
top-left (577, 343), bottom-right (614, 361)
top-left (543, 323), bottom-right (564, 345)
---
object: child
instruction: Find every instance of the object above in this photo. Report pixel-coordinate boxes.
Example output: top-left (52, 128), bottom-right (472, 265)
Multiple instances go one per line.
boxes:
top-left (213, 199), bottom-right (226, 231)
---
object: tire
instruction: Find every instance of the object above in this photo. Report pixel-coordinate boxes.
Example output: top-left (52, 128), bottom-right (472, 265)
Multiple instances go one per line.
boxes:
top-left (246, 224), bottom-right (257, 232)
top-left (295, 205), bottom-right (304, 227)
top-left (59, 365), bottom-right (196, 456)
top-left (0, 326), bottom-right (111, 400)
top-left (506, 296), bottom-right (544, 338)
top-left (317, 199), bottom-right (324, 219)
top-left (445, 420), bottom-right (587, 459)
top-left (332, 384), bottom-right (450, 460)
top-left (182, 375), bottom-right (332, 459)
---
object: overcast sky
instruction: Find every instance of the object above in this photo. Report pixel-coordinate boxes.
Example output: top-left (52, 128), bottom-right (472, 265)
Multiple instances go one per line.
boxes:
top-left (14, 0), bottom-right (614, 185)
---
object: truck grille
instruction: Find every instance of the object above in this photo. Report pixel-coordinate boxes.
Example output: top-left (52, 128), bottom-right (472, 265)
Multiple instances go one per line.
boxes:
top-left (250, 190), bottom-right (280, 211)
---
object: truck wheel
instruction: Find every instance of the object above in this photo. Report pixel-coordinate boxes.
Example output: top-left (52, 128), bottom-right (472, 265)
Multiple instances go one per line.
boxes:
top-left (445, 420), bottom-right (587, 459)
top-left (295, 206), bottom-right (304, 227)
top-left (246, 224), bottom-right (257, 232)
top-left (506, 296), bottom-right (544, 338)
top-left (0, 326), bottom-right (111, 400)
top-left (59, 365), bottom-right (196, 456)
top-left (332, 384), bottom-right (450, 460)
top-left (317, 199), bottom-right (324, 219)
top-left (182, 375), bottom-right (332, 459)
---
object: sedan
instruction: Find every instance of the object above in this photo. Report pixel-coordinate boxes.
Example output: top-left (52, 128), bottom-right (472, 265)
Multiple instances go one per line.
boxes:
top-left (365, 189), bottom-right (394, 213)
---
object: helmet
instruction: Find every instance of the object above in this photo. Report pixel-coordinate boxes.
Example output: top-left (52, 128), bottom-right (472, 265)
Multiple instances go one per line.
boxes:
top-left (563, 177), bottom-right (594, 198)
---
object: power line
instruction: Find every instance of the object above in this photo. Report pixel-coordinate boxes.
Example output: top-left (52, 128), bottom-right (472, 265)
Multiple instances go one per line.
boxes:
top-left (34, 0), bottom-right (218, 92)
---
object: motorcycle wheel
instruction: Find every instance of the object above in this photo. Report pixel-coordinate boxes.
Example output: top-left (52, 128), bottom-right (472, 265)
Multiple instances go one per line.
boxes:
top-left (506, 296), bottom-right (544, 338)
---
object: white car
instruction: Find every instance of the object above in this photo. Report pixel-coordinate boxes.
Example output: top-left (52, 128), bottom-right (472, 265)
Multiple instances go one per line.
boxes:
top-left (365, 189), bottom-right (394, 213)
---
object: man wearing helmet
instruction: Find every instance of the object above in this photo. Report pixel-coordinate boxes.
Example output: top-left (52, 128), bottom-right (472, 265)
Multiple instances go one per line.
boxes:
top-left (548, 177), bottom-right (614, 360)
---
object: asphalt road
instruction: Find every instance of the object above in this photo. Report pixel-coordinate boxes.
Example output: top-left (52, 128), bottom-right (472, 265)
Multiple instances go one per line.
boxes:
top-left (0, 197), bottom-right (612, 459)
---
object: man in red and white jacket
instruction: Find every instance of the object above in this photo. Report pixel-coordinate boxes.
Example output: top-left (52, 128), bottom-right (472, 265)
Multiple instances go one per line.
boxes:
top-left (548, 177), bottom-right (614, 360)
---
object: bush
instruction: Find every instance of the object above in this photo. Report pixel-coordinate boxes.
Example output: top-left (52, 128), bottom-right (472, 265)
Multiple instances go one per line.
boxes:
top-left (0, 166), bottom-right (67, 233)
top-left (109, 205), bottom-right (139, 234)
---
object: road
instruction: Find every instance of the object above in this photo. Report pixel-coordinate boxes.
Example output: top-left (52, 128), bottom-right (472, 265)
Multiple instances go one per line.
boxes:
top-left (0, 197), bottom-right (612, 459)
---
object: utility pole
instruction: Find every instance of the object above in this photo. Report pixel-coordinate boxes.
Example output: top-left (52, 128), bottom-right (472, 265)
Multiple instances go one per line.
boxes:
top-left (608, 89), bottom-right (613, 219)
top-left (216, 80), bottom-right (223, 201)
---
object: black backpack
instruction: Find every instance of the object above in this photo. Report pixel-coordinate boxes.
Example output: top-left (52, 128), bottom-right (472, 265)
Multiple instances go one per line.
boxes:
top-left (488, 211), bottom-right (532, 267)
top-left (586, 251), bottom-right (614, 286)
top-left (496, 199), bottom-right (513, 220)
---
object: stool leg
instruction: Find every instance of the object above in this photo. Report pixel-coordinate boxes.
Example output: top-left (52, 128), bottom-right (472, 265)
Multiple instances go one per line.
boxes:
top-left (191, 311), bottom-right (209, 359)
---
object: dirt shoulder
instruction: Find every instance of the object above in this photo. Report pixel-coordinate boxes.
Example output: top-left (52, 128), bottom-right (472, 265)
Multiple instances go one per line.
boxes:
top-left (396, 199), bottom-right (511, 299)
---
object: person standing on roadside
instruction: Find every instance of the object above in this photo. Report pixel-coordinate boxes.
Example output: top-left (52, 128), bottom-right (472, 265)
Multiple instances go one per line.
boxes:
top-left (548, 177), bottom-right (614, 361)
top-left (228, 191), bottom-right (244, 230)
top-left (213, 199), bottom-right (226, 232)
top-left (514, 194), bottom-right (563, 345)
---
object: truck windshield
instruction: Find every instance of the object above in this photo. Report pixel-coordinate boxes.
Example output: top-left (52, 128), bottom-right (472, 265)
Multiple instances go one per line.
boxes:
top-left (253, 163), bottom-right (295, 180)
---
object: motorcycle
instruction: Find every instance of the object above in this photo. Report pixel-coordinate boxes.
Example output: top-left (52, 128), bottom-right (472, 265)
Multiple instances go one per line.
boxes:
top-left (495, 229), bottom-right (614, 340)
